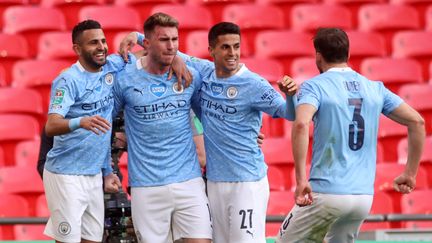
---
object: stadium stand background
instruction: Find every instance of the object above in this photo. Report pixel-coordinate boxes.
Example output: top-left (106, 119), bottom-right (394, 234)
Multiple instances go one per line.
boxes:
top-left (1, 0), bottom-right (432, 240)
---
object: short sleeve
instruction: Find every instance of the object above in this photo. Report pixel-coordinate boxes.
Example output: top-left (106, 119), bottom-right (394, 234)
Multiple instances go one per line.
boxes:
top-left (381, 84), bottom-right (404, 115)
top-left (296, 81), bottom-right (321, 110)
top-left (48, 75), bottom-right (76, 117)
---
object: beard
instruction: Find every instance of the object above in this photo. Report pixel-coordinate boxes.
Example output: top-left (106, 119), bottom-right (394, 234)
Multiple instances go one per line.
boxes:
top-left (82, 49), bottom-right (107, 70)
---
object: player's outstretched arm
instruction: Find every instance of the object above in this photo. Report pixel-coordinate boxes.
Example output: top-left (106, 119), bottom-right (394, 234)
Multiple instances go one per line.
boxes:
top-left (292, 104), bottom-right (316, 206)
top-left (277, 75), bottom-right (297, 96)
top-left (45, 114), bottom-right (111, 137)
top-left (387, 103), bottom-right (425, 193)
top-left (170, 55), bottom-right (193, 88)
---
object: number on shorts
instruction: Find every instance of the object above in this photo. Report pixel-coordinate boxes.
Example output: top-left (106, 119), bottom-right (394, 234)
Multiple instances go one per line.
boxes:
top-left (281, 213), bottom-right (293, 230)
top-left (239, 209), bottom-right (253, 229)
top-left (348, 98), bottom-right (364, 151)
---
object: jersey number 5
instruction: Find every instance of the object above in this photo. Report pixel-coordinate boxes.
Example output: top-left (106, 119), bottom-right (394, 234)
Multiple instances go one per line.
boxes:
top-left (348, 98), bottom-right (364, 151)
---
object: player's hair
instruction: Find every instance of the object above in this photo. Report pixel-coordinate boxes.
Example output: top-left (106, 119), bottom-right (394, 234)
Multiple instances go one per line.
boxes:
top-left (72, 19), bottom-right (102, 44)
top-left (313, 28), bottom-right (349, 63)
top-left (208, 22), bottom-right (241, 48)
top-left (143, 12), bottom-right (179, 38)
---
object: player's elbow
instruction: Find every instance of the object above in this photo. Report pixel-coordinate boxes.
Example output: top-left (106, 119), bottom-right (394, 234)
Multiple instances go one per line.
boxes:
top-left (407, 114), bottom-right (425, 133)
top-left (45, 124), bottom-right (56, 137)
top-left (293, 120), bottom-right (310, 134)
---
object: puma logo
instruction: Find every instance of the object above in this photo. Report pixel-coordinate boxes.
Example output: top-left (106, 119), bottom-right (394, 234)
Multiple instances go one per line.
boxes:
top-left (134, 88), bottom-right (144, 95)
top-left (246, 230), bottom-right (254, 237)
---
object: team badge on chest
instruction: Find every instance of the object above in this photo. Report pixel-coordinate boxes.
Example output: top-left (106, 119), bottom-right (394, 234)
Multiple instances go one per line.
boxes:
top-left (226, 86), bottom-right (238, 99)
top-left (172, 82), bottom-right (184, 94)
top-left (105, 73), bottom-right (114, 85)
top-left (150, 83), bottom-right (167, 97)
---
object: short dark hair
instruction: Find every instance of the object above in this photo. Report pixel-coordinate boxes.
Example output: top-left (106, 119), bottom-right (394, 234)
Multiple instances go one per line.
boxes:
top-left (313, 28), bottom-right (349, 63)
top-left (143, 12), bottom-right (179, 38)
top-left (72, 19), bottom-right (102, 44)
top-left (208, 22), bottom-right (241, 48)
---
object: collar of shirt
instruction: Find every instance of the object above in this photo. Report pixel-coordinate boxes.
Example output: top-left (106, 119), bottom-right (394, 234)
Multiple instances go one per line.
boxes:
top-left (327, 67), bottom-right (353, 73)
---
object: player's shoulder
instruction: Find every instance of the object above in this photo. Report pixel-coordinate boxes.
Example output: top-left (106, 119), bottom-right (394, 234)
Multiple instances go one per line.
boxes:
top-left (239, 64), bottom-right (268, 84)
top-left (53, 64), bottom-right (81, 86)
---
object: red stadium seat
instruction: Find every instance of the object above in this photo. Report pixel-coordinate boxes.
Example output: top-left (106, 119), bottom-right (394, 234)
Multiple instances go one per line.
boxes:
top-left (222, 4), bottom-right (284, 56)
top-left (291, 57), bottom-right (319, 84)
top-left (377, 115), bottom-right (407, 162)
top-left (347, 31), bottom-right (387, 71)
top-left (38, 31), bottom-right (75, 62)
top-left (12, 60), bottom-right (71, 113)
top-left (151, 4), bottom-right (212, 52)
top-left (242, 58), bottom-right (284, 83)
top-left (186, 31), bottom-right (211, 59)
top-left (427, 6), bottom-right (432, 31)
top-left (398, 136), bottom-right (432, 187)
top-left (3, 6), bottom-right (66, 57)
top-left (255, 31), bottom-right (314, 74)
top-left (0, 0), bottom-right (26, 30)
top-left (36, 194), bottom-right (49, 217)
top-left (0, 146), bottom-right (4, 167)
top-left (41, 0), bottom-right (103, 29)
top-left (267, 191), bottom-right (295, 216)
top-left (0, 115), bottom-right (39, 166)
top-left (256, 0), bottom-right (319, 28)
top-left (262, 113), bottom-right (286, 138)
top-left (401, 189), bottom-right (432, 228)
top-left (0, 194), bottom-right (30, 240)
top-left (393, 31), bottom-right (432, 81)
top-left (0, 33), bottom-right (29, 85)
top-left (391, 0), bottom-right (431, 27)
top-left (0, 88), bottom-right (44, 128)
top-left (323, 0), bottom-right (385, 27)
top-left (186, 0), bottom-right (249, 23)
top-left (79, 6), bottom-right (140, 52)
top-left (360, 191), bottom-right (393, 231)
top-left (398, 84), bottom-right (432, 134)
top-left (360, 57), bottom-right (423, 94)
top-left (375, 163), bottom-right (428, 213)
top-left (0, 64), bottom-right (6, 87)
top-left (15, 139), bottom-right (41, 168)
top-left (14, 225), bottom-right (50, 240)
top-left (268, 165), bottom-right (286, 191)
top-left (377, 141), bottom-right (384, 163)
top-left (115, 0), bottom-right (179, 24)
top-left (0, 166), bottom-right (44, 216)
top-left (262, 137), bottom-right (294, 189)
top-left (358, 4), bottom-right (420, 53)
top-left (291, 4), bottom-right (352, 32)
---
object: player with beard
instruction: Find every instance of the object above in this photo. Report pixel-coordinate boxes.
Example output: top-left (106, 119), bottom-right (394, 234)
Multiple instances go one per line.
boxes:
top-left (43, 20), bottom-right (125, 243)
top-left (112, 13), bottom-right (212, 243)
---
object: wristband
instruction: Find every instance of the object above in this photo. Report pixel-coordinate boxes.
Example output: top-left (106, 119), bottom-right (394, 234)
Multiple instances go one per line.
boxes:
top-left (136, 32), bottom-right (144, 47)
top-left (68, 117), bottom-right (82, 131)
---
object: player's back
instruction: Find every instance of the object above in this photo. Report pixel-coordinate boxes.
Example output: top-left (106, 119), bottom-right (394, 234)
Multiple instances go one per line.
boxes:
top-left (301, 67), bottom-right (402, 195)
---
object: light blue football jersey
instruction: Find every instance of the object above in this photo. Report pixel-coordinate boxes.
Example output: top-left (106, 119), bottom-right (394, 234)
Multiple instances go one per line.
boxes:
top-left (113, 57), bottom-right (203, 187)
top-left (181, 53), bottom-right (296, 182)
top-left (45, 55), bottom-right (128, 176)
top-left (297, 67), bottom-right (403, 195)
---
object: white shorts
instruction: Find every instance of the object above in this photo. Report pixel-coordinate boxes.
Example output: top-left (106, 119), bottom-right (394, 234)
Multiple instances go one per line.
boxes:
top-left (207, 176), bottom-right (270, 243)
top-left (43, 169), bottom-right (104, 242)
top-left (276, 193), bottom-right (373, 243)
top-left (131, 177), bottom-right (212, 243)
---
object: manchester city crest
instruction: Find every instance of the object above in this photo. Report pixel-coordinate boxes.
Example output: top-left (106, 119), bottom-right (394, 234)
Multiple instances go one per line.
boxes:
top-left (172, 82), bottom-right (184, 94)
top-left (105, 73), bottom-right (114, 85)
top-left (226, 86), bottom-right (238, 99)
top-left (58, 222), bottom-right (71, 235)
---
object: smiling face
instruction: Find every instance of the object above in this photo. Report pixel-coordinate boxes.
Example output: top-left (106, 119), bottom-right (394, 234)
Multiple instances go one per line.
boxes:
top-left (209, 34), bottom-right (241, 78)
top-left (145, 25), bottom-right (178, 70)
top-left (73, 28), bottom-right (108, 72)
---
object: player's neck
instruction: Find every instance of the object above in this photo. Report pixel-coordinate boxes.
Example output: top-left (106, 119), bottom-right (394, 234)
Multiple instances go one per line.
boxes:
top-left (140, 56), bottom-right (170, 75)
top-left (322, 62), bottom-right (349, 73)
top-left (215, 64), bottom-right (242, 79)
top-left (78, 59), bottom-right (102, 73)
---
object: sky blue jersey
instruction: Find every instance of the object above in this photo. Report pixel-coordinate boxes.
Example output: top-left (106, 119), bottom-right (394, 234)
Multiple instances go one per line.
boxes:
top-left (45, 55), bottom-right (128, 176)
top-left (113, 57), bottom-right (203, 187)
top-left (180, 53), bottom-right (296, 182)
top-left (298, 67), bottom-right (403, 195)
